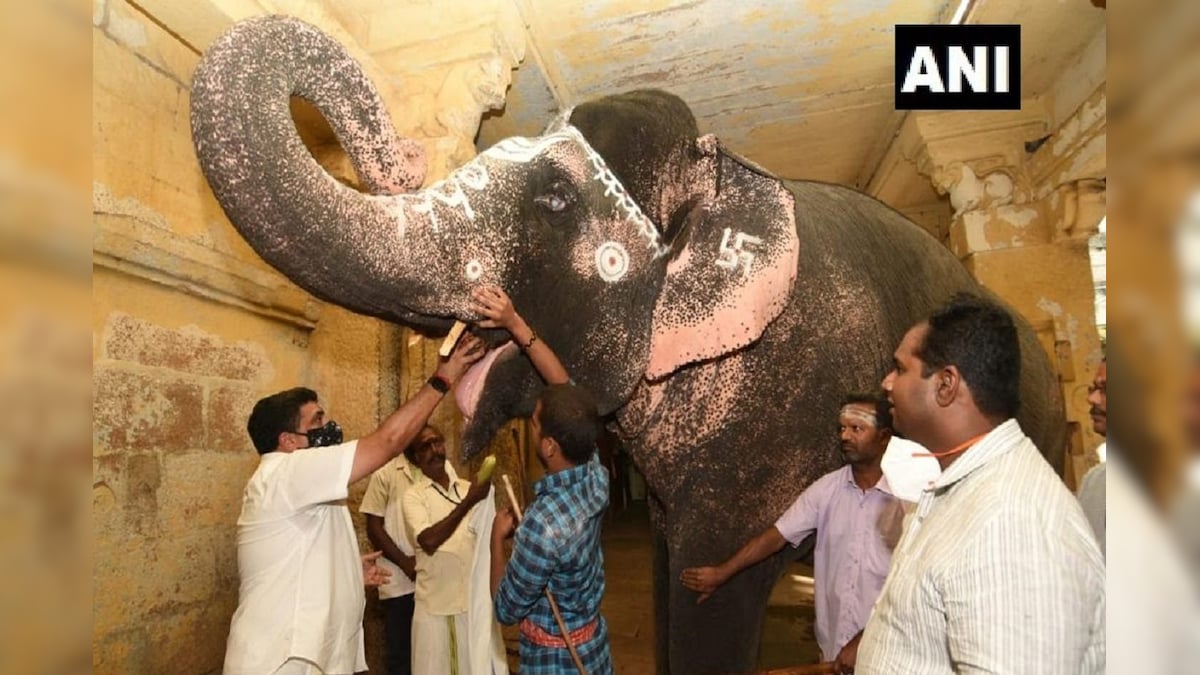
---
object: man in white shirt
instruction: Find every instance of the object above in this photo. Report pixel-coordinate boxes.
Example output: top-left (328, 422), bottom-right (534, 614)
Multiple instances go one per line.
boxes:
top-left (361, 447), bottom-right (423, 675)
top-left (223, 336), bottom-right (484, 675)
top-left (857, 294), bottom-right (1105, 674)
top-left (1076, 357), bottom-right (1106, 553)
top-left (402, 425), bottom-right (491, 674)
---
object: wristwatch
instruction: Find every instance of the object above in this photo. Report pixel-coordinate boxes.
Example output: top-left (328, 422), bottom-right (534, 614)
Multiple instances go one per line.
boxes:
top-left (427, 375), bottom-right (451, 394)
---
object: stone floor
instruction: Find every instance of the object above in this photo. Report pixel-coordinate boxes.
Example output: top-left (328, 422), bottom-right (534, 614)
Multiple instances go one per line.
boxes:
top-left (501, 501), bottom-right (821, 673)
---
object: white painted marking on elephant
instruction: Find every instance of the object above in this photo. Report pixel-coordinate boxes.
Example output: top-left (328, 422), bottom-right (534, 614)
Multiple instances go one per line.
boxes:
top-left (406, 158), bottom-right (489, 231)
top-left (456, 162), bottom-right (489, 191)
top-left (386, 198), bottom-right (408, 242)
top-left (594, 241), bottom-right (630, 282)
top-left (484, 127), bottom-right (669, 259)
top-left (569, 127), bottom-right (670, 259)
top-left (485, 134), bottom-right (575, 163)
top-left (465, 259), bottom-right (484, 282)
top-left (715, 228), bottom-right (763, 280)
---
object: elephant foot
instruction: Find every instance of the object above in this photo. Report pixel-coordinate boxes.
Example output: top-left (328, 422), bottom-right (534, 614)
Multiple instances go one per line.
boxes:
top-left (652, 542), bottom-right (783, 674)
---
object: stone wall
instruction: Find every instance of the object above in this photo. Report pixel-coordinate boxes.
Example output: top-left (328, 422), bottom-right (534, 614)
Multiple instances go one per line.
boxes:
top-left (91, 1), bottom-right (524, 671)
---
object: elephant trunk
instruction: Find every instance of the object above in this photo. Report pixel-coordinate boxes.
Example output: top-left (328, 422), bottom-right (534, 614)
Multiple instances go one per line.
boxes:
top-left (190, 16), bottom-right (434, 323)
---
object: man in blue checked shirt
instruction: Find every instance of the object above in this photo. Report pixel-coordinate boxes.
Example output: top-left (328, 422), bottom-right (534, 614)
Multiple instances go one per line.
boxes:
top-left (488, 384), bottom-right (613, 674)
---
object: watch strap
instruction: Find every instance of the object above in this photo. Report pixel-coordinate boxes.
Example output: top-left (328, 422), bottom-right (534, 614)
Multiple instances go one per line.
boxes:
top-left (428, 375), bottom-right (451, 394)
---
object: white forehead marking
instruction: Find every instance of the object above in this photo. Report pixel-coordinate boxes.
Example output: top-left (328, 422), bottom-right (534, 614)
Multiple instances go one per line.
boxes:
top-left (840, 405), bottom-right (878, 427)
top-left (595, 241), bottom-right (630, 283)
top-left (484, 126), bottom-right (669, 259)
top-left (484, 133), bottom-right (575, 162)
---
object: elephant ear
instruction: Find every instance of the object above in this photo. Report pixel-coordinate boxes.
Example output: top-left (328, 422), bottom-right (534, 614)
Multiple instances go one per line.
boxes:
top-left (646, 149), bottom-right (798, 380)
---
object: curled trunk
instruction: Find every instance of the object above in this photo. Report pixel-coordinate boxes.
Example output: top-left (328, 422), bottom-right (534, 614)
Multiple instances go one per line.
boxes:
top-left (190, 15), bottom-right (431, 323)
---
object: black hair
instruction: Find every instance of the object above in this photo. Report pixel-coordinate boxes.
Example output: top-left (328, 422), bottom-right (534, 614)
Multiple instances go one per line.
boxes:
top-left (404, 425), bottom-right (440, 464)
top-left (841, 392), bottom-right (894, 432)
top-left (247, 387), bottom-right (317, 454)
top-left (537, 384), bottom-right (600, 466)
top-left (917, 293), bottom-right (1021, 419)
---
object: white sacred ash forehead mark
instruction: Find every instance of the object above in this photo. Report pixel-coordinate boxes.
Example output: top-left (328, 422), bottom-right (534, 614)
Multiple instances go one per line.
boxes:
top-left (840, 405), bottom-right (878, 427)
top-left (595, 241), bottom-right (629, 282)
top-left (715, 228), bottom-right (763, 280)
top-left (485, 126), bottom-right (669, 259)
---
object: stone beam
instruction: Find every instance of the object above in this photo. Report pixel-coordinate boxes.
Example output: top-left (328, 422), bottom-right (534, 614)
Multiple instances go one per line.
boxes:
top-left (1028, 86), bottom-right (1107, 200)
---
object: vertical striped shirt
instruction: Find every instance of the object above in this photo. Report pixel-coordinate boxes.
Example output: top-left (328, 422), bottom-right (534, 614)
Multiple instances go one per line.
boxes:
top-left (857, 420), bottom-right (1105, 674)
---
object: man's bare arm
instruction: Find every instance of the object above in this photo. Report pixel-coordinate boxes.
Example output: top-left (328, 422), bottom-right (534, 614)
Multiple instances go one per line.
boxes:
top-left (471, 286), bottom-right (569, 385)
top-left (680, 526), bottom-right (788, 602)
top-left (350, 335), bottom-right (485, 484)
top-left (415, 480), bottom-right (490, 554)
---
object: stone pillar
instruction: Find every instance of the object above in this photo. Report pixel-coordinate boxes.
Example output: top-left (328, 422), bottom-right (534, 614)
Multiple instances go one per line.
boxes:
top-left (901, 89), bottom-right (1106, 488)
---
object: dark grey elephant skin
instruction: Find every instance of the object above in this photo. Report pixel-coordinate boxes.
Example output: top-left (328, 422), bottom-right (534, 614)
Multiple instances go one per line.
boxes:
top-left (192, 17), bottom-right (1066, 675)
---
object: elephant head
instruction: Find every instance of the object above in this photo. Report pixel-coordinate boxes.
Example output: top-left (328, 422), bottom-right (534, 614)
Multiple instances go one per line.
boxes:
top-left (192, 16), bottom-right (799, 454)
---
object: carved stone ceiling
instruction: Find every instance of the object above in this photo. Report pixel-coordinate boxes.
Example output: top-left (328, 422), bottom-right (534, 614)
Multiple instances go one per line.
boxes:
top-left (321, 0), bottom-right (1105, 207)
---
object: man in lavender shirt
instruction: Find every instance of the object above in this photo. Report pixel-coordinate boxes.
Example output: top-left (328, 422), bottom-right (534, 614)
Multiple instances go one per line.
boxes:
top-left (681, 393), bottom-right (903, 674)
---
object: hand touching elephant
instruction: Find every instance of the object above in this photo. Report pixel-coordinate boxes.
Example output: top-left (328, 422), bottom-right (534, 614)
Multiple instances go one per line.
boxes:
top-left (191, 17), bottom-right (1065, 674)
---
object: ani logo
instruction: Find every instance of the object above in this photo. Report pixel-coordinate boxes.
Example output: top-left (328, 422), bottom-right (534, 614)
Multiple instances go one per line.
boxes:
top-left (895, 24), bottom-right (1020, 110)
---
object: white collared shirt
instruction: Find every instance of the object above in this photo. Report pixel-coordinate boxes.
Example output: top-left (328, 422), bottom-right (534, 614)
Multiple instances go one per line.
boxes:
top-left (223, 441), bottom-right (367, 675)
top-left (360, 455), bottom-right (421, 599)
top-left (402, 465), bottom-right (478, 616)
top-left (857, 420), bottom-right (1105, 674)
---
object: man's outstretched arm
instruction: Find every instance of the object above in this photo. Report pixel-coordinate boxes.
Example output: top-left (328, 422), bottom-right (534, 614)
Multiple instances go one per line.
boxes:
top-left (350, 335), bottom-right (485, 484)
top-left (471, 286), bottom-right (569, 385)
top-left (680, 526), bottom-right (788, 603)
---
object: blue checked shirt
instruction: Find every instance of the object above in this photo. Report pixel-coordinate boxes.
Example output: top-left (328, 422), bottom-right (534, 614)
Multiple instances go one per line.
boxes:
top-left (494, 454), bottom-right (613, 674)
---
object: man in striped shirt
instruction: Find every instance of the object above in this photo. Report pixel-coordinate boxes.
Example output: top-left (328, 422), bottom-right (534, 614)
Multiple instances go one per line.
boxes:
top-left (857, 293), bottom-right (1105, 674)
top-left (489, 384), bottom-right (613, 674)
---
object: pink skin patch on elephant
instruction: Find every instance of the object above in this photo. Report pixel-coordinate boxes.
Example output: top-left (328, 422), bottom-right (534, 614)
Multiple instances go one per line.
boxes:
top-left (646, 180), bottom-right (798, 380)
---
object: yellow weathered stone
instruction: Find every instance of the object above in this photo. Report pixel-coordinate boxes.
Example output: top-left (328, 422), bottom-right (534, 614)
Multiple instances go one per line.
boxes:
top-left (92, 2), bottom-right (524, 670)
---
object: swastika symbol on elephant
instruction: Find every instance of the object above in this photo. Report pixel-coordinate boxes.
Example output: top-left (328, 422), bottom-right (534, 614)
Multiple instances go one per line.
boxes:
top-left (715, 228), bottom-right (763, 280)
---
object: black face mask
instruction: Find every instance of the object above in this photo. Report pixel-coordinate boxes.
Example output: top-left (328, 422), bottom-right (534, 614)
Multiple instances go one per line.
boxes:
top-left (303, 421), bottom-right (343, 448)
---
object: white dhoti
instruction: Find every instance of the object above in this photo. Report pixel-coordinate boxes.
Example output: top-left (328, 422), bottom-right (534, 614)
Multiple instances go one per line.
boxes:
top-left (412, 607), bottom-right (471, 675)
top-left (410, 486), bottom-right (507, 675)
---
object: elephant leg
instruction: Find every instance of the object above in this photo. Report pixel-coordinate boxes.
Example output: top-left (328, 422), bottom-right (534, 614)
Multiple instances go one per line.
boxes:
top-left (652, 528), bottom-right (671, 675)
top-left (666, 548), bottom-right (783, 674)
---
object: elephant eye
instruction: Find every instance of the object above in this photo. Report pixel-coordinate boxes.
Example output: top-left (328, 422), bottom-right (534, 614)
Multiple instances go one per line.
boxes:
top-left (534, 181), bottom-right (574, 214)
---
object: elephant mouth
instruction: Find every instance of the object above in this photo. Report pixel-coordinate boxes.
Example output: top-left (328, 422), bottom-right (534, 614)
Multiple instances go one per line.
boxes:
top-left (453, 340), bottom-right (517, 420)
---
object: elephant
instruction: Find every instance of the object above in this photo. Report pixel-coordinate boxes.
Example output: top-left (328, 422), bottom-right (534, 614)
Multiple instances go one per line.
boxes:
top-left (191, 16), bottom-right (1065, 675)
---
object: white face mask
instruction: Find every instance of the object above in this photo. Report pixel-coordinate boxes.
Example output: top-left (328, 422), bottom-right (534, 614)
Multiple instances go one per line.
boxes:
top-left (880, 436), bottom-right (942, 503)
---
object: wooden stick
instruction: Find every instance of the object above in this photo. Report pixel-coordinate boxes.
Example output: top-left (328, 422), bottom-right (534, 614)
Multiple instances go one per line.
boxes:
top-left (501, 474), bottom-right (588, 675)
top-left (438, 320), bottom-right (468, 357)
